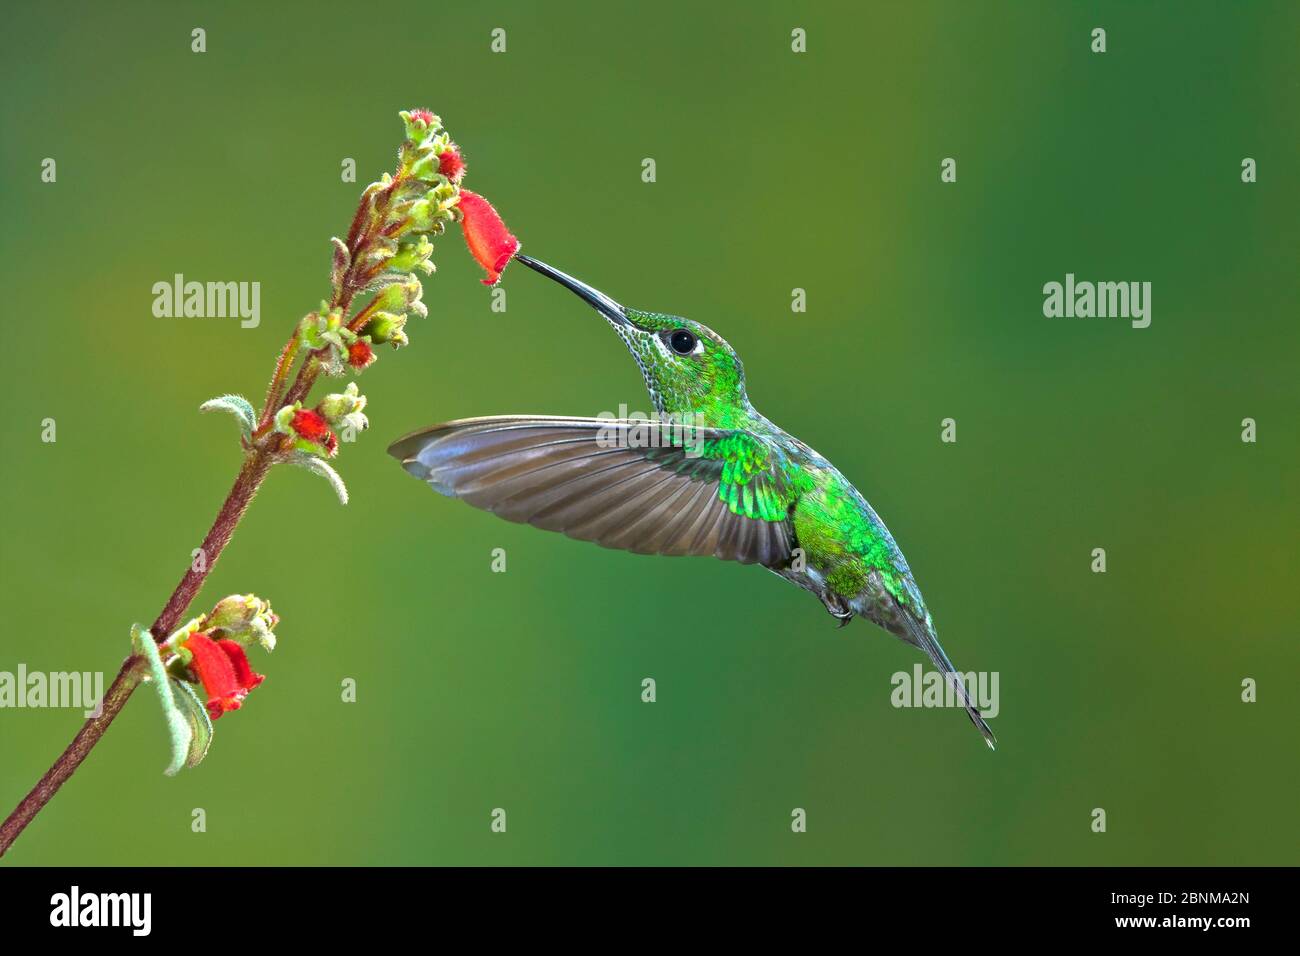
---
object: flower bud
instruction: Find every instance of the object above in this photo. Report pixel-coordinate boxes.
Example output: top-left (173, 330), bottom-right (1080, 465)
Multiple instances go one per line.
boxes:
top-left (317, 382), bottom-right (366, 422)
top-left (290, 409), bottom-right (331, 443)
top-left (274, 403), bottom-right (337, 457)
top-left (207, 594), bottom-right (279, 652)
top-left (401, 196), bottom-right (455, 236)
top-left (206, 594), bottom-right (260, 631)
top-left (347, 340), bottom-right (376, 372)
top-left (302, 308), bottom-right (348, 352)
top-left (437, 147), bottom-right (466, 183)
top-left (371, 274), bottom-right (426, 318)
top-left (400, 109), bottom-right (442, 144)
top-left (360, 311), bottom-right (409, 347)
top-left (388, 235), bottom-right (435, 275)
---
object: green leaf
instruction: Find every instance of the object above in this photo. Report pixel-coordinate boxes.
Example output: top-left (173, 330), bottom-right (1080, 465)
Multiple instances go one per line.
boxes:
top-left (169, 678), bottom-right (214, 769)
top-left (132, 623), bottom-right (194, 776)
top-left (289, 453), bottom-right (349, 504)
top-left (200, 394), bottom-right (257, 439)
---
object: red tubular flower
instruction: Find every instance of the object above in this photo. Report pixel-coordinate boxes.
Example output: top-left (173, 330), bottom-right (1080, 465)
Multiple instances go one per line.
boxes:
top-left (438, 148), bottom-right (466, 182)
top-left (458, 190), bottom-right (520, 286)
top-left (347, 339), bottom-right (376, 371)
top-left (183, 632), bottom-right (265, 720)
top-left (290, 408), bottom-right (331, 443)
top-left (218, 639), bottom-right (265, 692)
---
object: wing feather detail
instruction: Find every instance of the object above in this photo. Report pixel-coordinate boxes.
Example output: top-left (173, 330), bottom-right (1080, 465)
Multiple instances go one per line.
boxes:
top-left (389, 416), bottom-right (795, 566)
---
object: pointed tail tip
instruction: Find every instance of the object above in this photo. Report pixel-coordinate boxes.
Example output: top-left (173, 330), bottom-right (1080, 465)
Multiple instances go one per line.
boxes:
top-left (971, 711), bottom-right (997, 751)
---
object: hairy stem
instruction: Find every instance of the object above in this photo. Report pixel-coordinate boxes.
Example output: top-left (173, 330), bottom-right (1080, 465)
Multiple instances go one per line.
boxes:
top-left (260, 325), bottom-right (303, 429)
top-left (0, 656), bottom-right (145, 856)
top-left (150, 449), bottom-right (276, 639)
top-left (1, 447), bottom-right (276, 857)
top-left (0, 160), bottom-right (394, 857)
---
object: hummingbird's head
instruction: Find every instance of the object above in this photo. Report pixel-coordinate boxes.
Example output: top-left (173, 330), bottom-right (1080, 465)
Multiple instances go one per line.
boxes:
top-left (515, 255), bottom-right (749, 423)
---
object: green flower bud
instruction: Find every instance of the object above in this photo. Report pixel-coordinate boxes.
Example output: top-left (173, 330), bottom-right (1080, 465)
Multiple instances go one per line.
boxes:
top-left (399, 109), bottom-right (443, 144)
top-left (302, 308), bottom-right (348, 352)
top-left (318, 382), bottom-right (366, 423)
top-left (205, 594), bottom-right (279, 652)
top-left (388, 235), bottom-right (434, 275)
top-left (273, 403), bottom-right (299, 434)
top-left (371, 274), bottom-right (424, 316)
top-left (207, 594), bottom-right (259, 630)
top-left (406, 152), bottom-right (444, 184)
top-left (401, 274), bottom-right (427, 319)
top-left (360, 311), bottom-right (408, 346)
top-left (402, 197), bottom-right (435, 233)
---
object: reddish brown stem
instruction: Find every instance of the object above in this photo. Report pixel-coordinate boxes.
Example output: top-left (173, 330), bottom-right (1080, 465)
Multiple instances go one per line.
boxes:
top-left (1, 447), bottom-right (275, 858)
top-left (0, 158), bottom-right (403, 858)
top-left (0, 656), bottom-right (145, 856)
top-left (348, 296), bottom-right (382, 334)
top-left (260, 326), bottom-right (303, 429)
top-left (151, 450), bottom-right (275, 639)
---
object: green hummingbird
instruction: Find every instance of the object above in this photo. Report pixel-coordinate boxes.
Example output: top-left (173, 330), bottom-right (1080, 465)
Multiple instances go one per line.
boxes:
top-left (389, 254), bottom-right (995, 748)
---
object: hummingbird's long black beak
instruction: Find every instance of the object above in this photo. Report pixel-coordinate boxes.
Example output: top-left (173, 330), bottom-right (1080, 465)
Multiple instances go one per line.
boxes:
top-left (514, 253), bottom-right (630, 327)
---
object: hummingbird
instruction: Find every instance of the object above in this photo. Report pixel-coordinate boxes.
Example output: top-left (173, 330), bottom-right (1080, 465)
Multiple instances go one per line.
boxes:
top-left (389, 254), bottom-right (995, 748)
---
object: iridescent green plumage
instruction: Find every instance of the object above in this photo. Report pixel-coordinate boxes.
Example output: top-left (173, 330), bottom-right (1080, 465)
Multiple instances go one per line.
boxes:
top-left (390, 256), bottom-right (995, 748)
top-left (614, 305), bottom-right (921, 617)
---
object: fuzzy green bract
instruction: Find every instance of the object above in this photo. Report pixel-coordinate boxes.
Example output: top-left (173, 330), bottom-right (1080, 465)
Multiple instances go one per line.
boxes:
top-left (132, 624), bottom-right (198, 775)
top-left (200, 394), bottom-right (257, 439)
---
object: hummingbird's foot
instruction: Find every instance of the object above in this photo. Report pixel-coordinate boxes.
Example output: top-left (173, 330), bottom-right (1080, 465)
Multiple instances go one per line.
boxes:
top-left (818, 591), bottom-right (854, 627)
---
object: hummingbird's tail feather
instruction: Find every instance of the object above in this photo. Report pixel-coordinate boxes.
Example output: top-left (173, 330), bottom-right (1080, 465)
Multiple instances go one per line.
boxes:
top-left (898, 612), bottom-right (997, 750)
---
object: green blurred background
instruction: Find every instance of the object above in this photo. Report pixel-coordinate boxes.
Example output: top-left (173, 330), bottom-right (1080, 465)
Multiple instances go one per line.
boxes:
top-left (1, 0), bottom-right (1296, 865)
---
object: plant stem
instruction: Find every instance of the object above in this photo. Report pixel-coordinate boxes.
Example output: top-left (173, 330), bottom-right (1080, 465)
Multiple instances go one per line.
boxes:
top-left (0, 446), bottom-right (276, 857)
top-left (0, 160), bottom-right (396, 858)
top-left (151, 449), bottom-right (275, 639)
top-left (260, 325), bottom-right (303, 429)
top-left (0, 656), bottom-right (145, 856)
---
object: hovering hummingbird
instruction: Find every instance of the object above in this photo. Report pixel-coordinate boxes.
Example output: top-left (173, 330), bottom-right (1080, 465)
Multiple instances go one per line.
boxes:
top-left (390, 254), bottom-right (995, 748)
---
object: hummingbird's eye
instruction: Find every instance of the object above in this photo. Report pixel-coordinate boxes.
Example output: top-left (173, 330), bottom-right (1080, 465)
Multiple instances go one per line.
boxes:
top-left (667, 329), bottom-right (698, 355)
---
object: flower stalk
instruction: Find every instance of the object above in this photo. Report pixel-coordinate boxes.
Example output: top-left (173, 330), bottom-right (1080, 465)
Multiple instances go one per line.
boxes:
top-left (0, 109), bottom-right (521, 857)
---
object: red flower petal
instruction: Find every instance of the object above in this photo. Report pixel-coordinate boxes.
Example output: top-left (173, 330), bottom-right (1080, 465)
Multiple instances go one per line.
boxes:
top-left (438, 148), bottom-right (467, 182)
top-left (291, 409), bottom-right (331, 442)
top-left (408, 109), bottom-right (438, 126)
top-left (217, 639), bottom-right (265, 693)
top-left (183, 632), bottom-right (249, 721)
top-left (347, 340), bottom-right (376, 371)
top-left (458, 190), bottom-right (520, 286)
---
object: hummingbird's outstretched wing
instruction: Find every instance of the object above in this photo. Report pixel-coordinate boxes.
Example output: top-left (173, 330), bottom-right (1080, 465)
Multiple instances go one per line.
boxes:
top-left (388, 416), bottom-right (796, 566)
